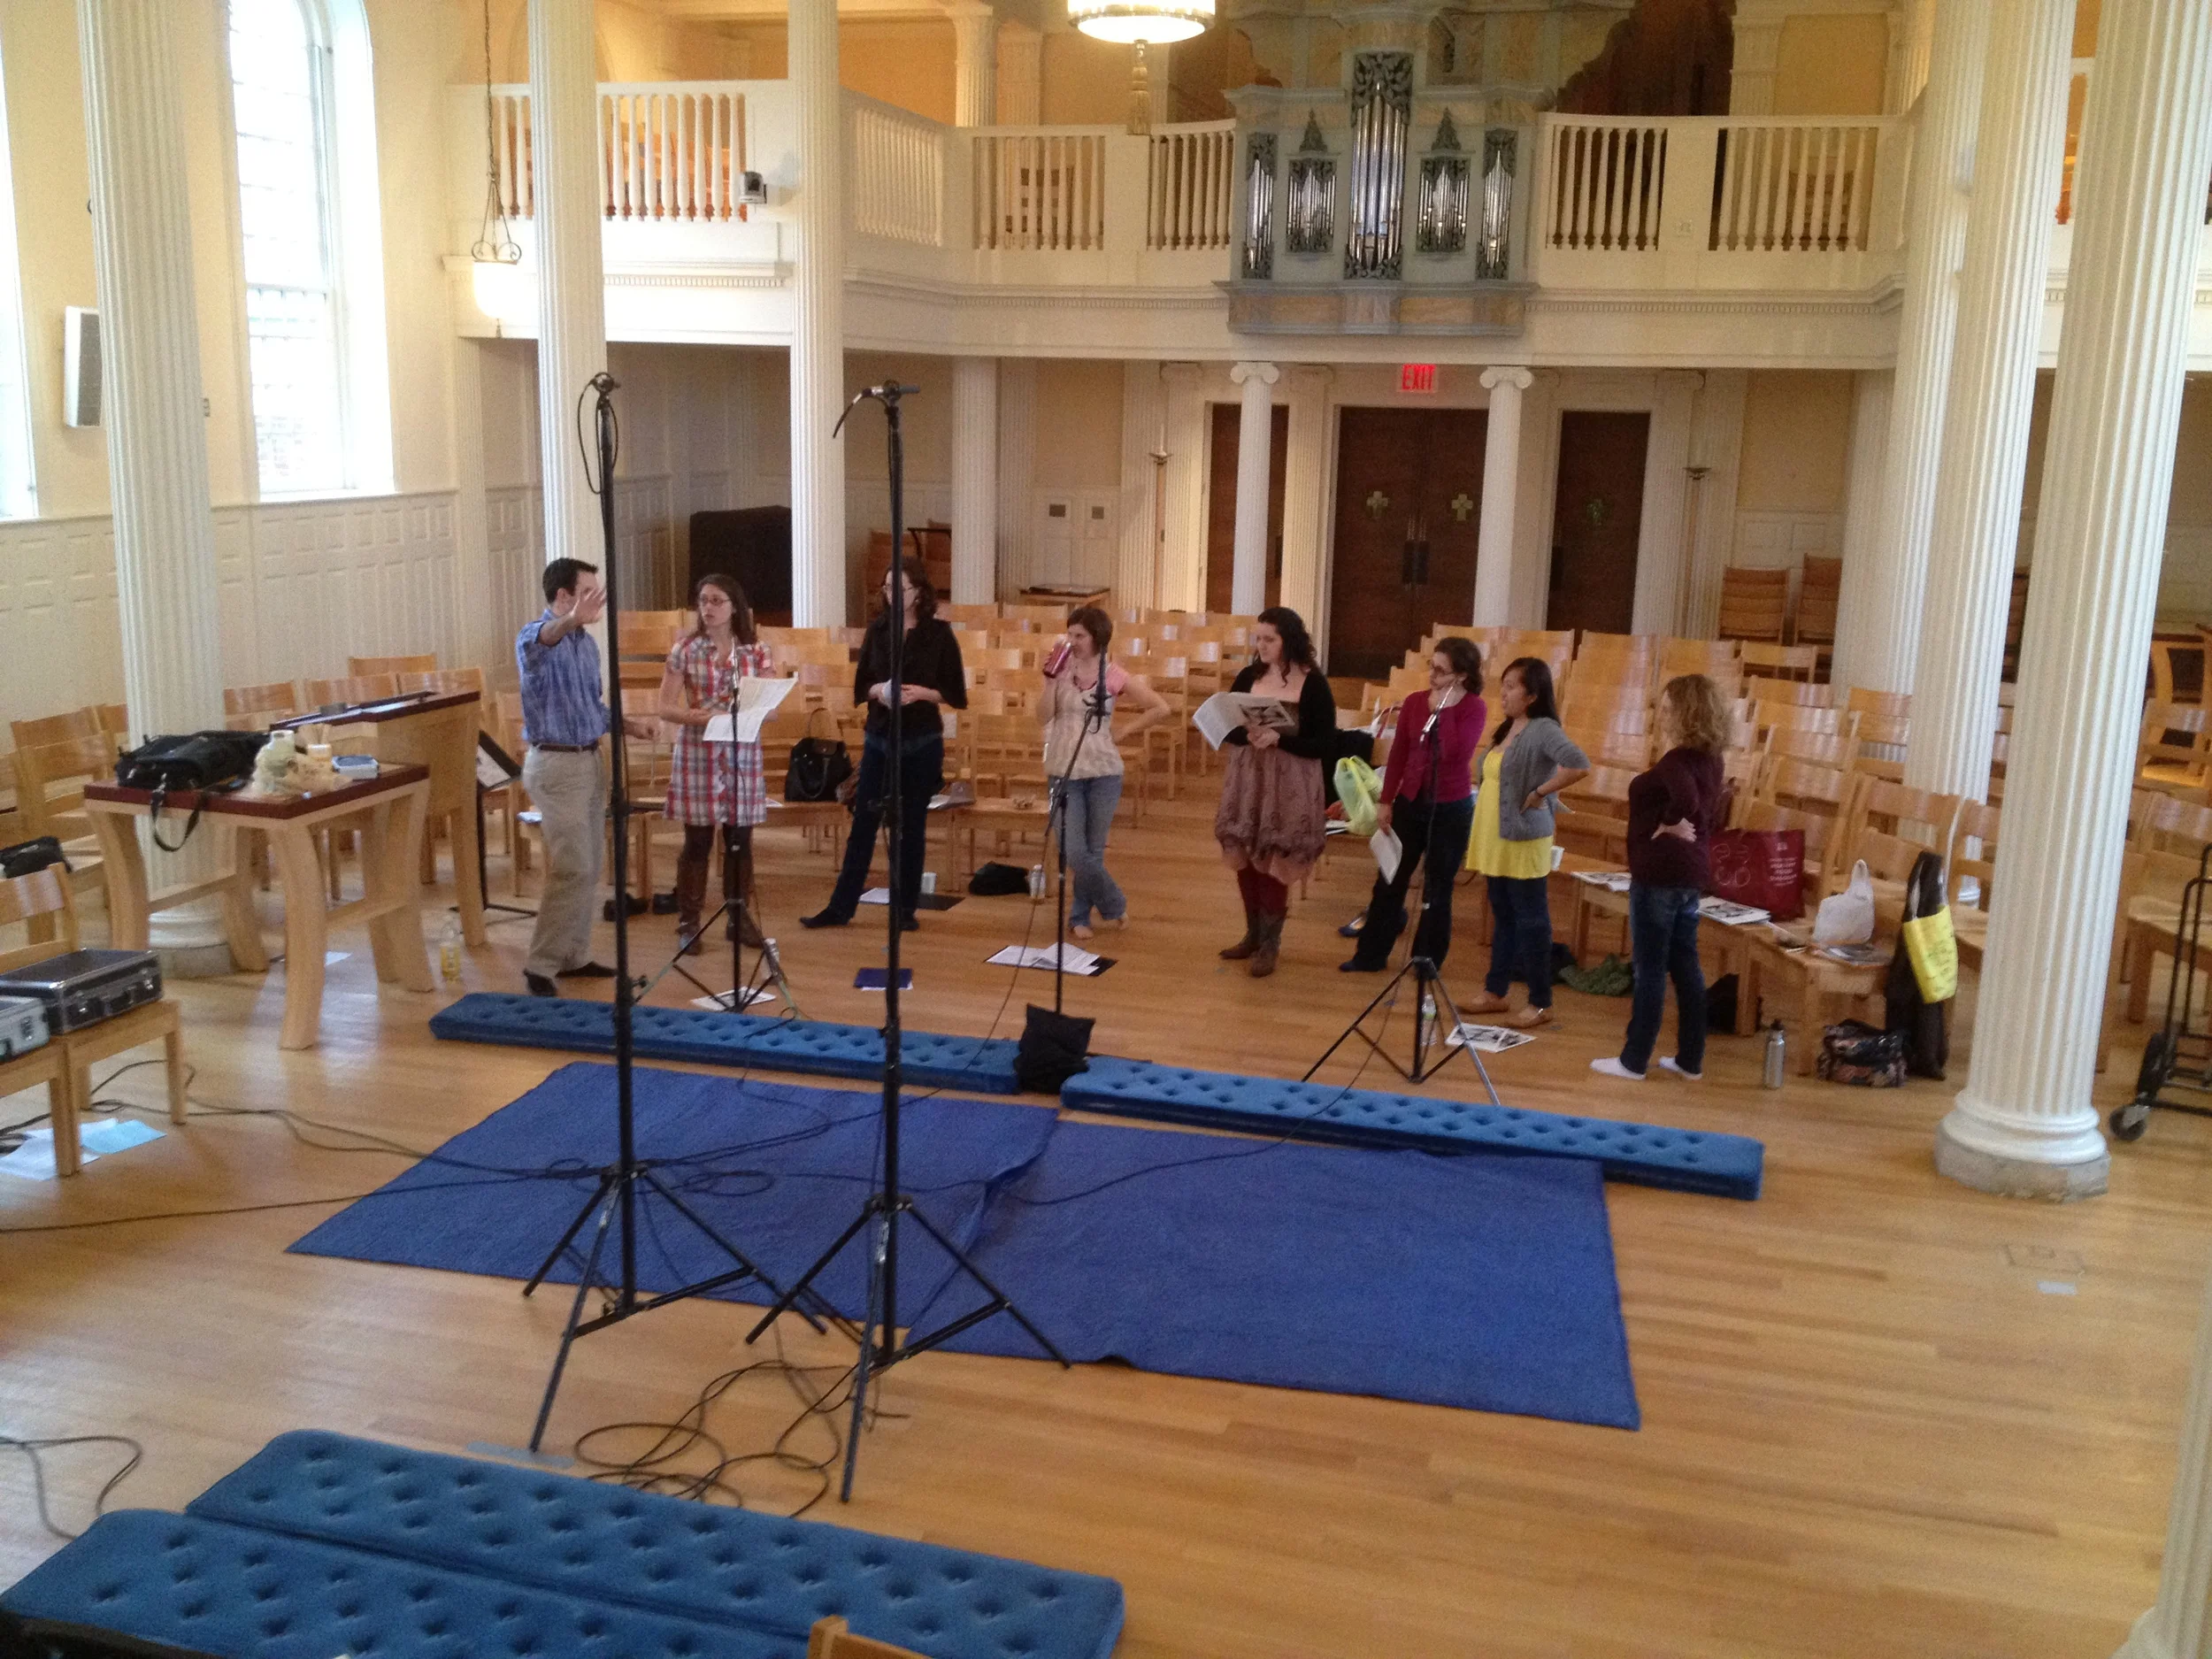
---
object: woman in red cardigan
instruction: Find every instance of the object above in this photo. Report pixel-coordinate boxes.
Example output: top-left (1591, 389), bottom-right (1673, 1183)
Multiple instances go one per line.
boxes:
top-left (1340, 637), bottom-right (1487, 972)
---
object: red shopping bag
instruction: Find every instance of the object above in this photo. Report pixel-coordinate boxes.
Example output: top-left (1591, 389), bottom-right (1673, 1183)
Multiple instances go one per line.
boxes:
top-left (1706, 828), bottom-right (1805, 919)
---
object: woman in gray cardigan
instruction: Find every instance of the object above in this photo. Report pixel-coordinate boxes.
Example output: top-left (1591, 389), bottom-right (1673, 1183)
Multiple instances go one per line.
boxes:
top-left (1463, 657), bottom-right (1591, 1027)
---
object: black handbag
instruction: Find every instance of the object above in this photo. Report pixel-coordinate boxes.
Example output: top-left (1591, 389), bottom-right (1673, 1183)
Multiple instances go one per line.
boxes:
top-left (115, 731), bottom-right (265, 850)
top-left (1884, 849), bottom-right (1952, 1079)
top-left (0, 836), bottom-right (67, 879)
top-left (785, 711), bottom-right (852, 803)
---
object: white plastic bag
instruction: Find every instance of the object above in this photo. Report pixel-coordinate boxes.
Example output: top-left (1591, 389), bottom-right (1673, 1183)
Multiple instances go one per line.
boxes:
top-left (1812, 859), bottom-right (1877, 946)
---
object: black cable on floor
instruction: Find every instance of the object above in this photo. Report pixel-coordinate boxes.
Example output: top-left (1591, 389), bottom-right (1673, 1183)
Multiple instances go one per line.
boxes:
top-left (0, 1433), bottom-right (143, 1541)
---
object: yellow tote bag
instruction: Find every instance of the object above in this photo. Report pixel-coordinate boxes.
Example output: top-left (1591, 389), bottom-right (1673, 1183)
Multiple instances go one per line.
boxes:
top-left (1901, 905), bottom-right (1958, 1003)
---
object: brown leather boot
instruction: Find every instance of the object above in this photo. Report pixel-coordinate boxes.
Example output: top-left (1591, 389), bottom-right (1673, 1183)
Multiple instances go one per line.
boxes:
top-left (1219, 905), bottom-right (1261, 960)
top-left (1248, 910), bottom-right (1285, 978)
top-left (726, 830), bottom-right (765, 948)
top-left (674, 842), bottom-right (709, 956)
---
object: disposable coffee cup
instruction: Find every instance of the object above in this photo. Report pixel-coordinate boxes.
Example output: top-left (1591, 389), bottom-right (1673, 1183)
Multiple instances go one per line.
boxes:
top-left (1551, 845), bottom-right (1565, 872)
top-left (921, 871), bottom-right (938, 895)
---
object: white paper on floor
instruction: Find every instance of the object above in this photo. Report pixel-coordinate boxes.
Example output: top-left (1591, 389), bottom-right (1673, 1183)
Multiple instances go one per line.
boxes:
top-left (0, 1118), bottom-right (164, 1181)
top-left (689, 989), bottom-right (778, 1010)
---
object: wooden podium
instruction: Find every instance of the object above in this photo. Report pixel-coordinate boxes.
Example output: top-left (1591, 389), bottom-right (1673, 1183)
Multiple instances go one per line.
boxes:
top-left (276, 690), bottom-right (488, 946)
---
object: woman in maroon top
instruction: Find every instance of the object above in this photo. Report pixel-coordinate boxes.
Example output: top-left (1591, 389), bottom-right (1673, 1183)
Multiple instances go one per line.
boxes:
top-left (1341, 638), bottom-right (1487, 973)
top-left (1591, 674), bottom-right (1730, 1081)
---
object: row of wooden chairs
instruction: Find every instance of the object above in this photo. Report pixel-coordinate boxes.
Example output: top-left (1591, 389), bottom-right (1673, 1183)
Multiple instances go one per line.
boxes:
top-left (1717, 558), bottom-right (1839, 649)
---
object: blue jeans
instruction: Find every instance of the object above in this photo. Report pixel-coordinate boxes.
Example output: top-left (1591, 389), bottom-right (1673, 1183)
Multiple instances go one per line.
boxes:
top-left (1352, 795), bottom-right (1474, 969)
top-left (823, 730), bottom-right (943, 920)
top-left (1622, 882), bottom-right (1707, 1075)
top-left (1055, 773), bottom-right (1125, 926)
top-left (1486, 875), bottom-right (1555, 1009)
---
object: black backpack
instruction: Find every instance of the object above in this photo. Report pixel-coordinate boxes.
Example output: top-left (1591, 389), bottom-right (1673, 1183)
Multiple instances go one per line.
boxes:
top-left (1884, 849), bottom-right (1951, 1079)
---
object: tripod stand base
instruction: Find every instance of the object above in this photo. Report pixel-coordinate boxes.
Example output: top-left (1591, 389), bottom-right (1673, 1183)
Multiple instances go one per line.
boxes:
top-left (1304, 956), bottom-right (1502, 1099)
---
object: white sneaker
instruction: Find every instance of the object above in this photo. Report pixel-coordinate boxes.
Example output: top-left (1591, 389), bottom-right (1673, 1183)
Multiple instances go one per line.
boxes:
top-left (1589, 1056), bottom-right (1645, 1081)
top-left (1658, 1057), bottom-right (1703, 1081)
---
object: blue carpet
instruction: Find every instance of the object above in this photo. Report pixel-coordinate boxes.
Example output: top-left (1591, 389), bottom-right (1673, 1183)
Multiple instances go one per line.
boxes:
top-left (289, 1064), bottom-right (1638, 1428)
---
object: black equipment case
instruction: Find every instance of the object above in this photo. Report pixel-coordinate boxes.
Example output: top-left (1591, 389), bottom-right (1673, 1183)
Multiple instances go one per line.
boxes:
top-left (0, 950), bottom-right (161, 1034)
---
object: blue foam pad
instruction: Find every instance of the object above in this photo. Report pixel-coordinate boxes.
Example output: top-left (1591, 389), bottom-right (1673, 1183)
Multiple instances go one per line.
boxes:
top-left (430, 993), bottom-right (1025, 1094)
top-left (1063, 1057), bottom-right (1763, 1200)
top-left (1, 1509), bottom-right (797, 1659)
top-left (188, 1432), bottom-right (1125, 1659)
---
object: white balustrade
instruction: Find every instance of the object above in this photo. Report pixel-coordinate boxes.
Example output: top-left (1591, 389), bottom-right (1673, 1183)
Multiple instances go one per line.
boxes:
top-left (849, 96), bottom-right (947, 248)
top-left (1147, 122), bottom-right (1234, 250)
top-left (972, 127), bottom-right (1109, 251)
top-left (483, 83), bottom-right (749, 223)
top-left (1542, 118), bottom-right (1670, 252)
top-left (1710, 119), bottom-right (1886, 253)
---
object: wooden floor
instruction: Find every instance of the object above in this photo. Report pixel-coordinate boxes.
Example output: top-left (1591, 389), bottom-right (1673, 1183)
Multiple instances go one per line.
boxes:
top-left (5, 780), bottom-right (2211, 1658)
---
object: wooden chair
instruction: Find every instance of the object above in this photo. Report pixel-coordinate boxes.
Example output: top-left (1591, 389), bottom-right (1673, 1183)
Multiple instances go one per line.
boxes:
top-left (939, 603), bottom-right (1002, 627)
top-left (9, 732), bottom-right (117, 924)
top-left (2003, 570), bottom-right (2031, 680)
top-left (2103, 792), bottom-right (2212, 1070)
top-left (1847, 687), bottom-right (1911, 722)
top-left (1754, 703), bottom-right (1856, 744)
top-left (1947, 797), bottom-right (2000, 972)
top-left (1660, 637), bottom-right (1741, 681)
top-left (1556, 765), bottom-right (1635, 864)
top-left (2139, 703), bottom-right (2212, 797)
top-left (1793, 556), bottom-right (1841, 649)
top-left (1717, 567), bottom-right (1791, 644)
top-left (966, 713), bottom-right (1048, 801)
top-left (1765, 724), bottom-right (1858, 772)
top-left (303, 674), bottom-right (402, 709)
top-left (1740, 643), bottom-right (1820, 684)
top-left (1757, 757), bottom-right (1858, 904)
top-left (1831, 778), bottom-right (1962, 905)
top-left (348, 654), bottom-right (437, 680)
top-left (1744, 674), bottom-right (1832, 709)
top-left (1987, 730), bottom-right (2011, 803)
top-left (225, 680), bottom-right (301, 732)
top-left (0, 865), bottom-right (184, 1177)
top-left (807, 1617), bottom-right (925, 1658)
top-left (2152, 639), bottom-right (2206, 708)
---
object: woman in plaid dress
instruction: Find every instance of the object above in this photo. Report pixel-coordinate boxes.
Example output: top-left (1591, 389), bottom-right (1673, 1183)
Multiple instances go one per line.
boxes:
top-left (658, 573), bottom-right (771, 949)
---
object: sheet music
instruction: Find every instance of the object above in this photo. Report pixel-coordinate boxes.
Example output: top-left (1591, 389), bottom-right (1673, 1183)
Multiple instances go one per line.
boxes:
top-left (703, 675), bottom-right (798, 744)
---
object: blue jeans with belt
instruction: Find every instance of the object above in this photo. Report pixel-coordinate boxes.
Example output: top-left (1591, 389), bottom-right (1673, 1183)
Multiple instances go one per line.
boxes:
top-left (1055, 772), bottom-right (1125, 926)
top-left (1621, 882), bottom-right (1707, 1075)
top-left (823, 729), bottom-right (943, 920)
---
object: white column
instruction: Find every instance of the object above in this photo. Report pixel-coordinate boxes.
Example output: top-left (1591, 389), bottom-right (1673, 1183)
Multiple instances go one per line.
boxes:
top-left (1279, 365), bottom-right (1333, 631)
top-left (2120, 1256), bottom-right (2212, 1658)
top-left (1936, 0), bottom-right (2212, 1203)
top-left (1227, 361), bottom-right (1278, 617)
top-left (1834, 369), bottom-right (1893, 664)
top-left (1115, 363), bottom-right (1167, 607)
top-left (996, 20), bottom-right (1041, 124)
top-left (789, 0), bottom-right (847, 626)
top-left (1904, 0), bottom-right (2071, 799)
top-left (947, 1), bottom-right (997, 128)
top-left (1830, 0), bottom-right (1991, 697)
top-left (1633, 370), bottom-right (1699, 635)
top-left (1473, 366), bottom-right (1531, 626)
top-left (77, 0), bottom-right (228, 968)
top-left (950, 357), bottom-right (997, 605)
top-left (528, 0), bottom-right (606, 577)
top-left (997, 357), bottom-right (1038, 598)
top-left (1159, 361), bottom-right (1206, 611)
top-left (1678, 369), bottom-right (1747, 636)
top-left (1729, 0), bottom-right (1783, 114)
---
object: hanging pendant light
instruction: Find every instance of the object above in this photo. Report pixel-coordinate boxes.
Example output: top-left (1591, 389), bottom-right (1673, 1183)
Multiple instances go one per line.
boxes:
top-left (471, 0), bottom-right (526, 329)
top-left (1069, 0), bottom-right (1212, 135)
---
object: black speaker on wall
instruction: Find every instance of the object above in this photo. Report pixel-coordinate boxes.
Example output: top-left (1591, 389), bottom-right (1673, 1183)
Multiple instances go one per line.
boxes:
top-left (688, 507), bottom-right (793, 626)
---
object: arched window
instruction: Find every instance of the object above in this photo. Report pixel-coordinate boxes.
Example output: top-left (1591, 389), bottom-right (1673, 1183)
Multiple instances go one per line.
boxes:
top-left (227, 0), bottom-right (390, 497)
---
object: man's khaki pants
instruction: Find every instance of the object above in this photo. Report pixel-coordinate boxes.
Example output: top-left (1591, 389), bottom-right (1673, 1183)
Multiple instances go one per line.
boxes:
top-left (522, 746), bottom-right (606, 980)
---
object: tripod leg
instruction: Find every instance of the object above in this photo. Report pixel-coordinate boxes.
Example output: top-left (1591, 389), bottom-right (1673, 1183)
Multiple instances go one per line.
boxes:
top-left (636, 1168), bottom-right (827, 1332)
top-left (522, 1170), bottom-right (619, 1297)
top-left (839, 1208), bottom-right (893, 1502)
top-left (899, 1202), bottom-right (1071, 1367)
top-left (1302, 960), bottom-right (1425, 1083)
top-left (744, 1198), bottom-right (877, 1344)
top-left (528, 1185), bottom-right (618, 1451)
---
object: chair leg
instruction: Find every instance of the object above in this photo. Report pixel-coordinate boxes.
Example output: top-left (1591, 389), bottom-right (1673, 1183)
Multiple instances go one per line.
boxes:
top-left (53, 1061), bottom-right (83, 1178)
top-left (164, 1019), bottom-right (187, 1125)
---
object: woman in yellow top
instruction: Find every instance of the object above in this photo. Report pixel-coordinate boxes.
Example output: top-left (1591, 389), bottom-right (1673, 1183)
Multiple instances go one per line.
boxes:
top-left (1464, 657), bottom-right (1589, 1028)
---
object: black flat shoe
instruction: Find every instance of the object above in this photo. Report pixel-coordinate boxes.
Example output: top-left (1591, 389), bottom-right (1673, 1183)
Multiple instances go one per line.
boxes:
top-left (800, 909), bottom-right (850, 929)
top-left (557, 961), bottom-right (617, 979)
top-left (898, 913), bottom-right (919, 933)
top-left (1338, 957), bottom-right (1386, 973)
top-left (525, 972), bottom-right (558, 997)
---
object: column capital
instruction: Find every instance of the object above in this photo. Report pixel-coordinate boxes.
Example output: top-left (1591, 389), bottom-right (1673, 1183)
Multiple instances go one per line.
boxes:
top-left (1286, 363), bottom-right (1334, 388)
top-left (1230, 360), bottom-right (1280, 387)
top-left (1479, 365), bottom-right (1534, 394)
top-left (941, 0), bottom-right (996, 20)
top-left (1160, 360), bottom-right (1204, 389)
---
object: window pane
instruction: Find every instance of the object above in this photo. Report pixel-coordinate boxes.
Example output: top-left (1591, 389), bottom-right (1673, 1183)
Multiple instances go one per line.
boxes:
top-left (231, 0), bottom-right (345, 493)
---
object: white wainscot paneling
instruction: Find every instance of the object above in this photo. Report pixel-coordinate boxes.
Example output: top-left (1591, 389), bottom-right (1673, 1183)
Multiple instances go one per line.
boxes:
top-left (2157, 526), bottom-right (2212, 623)
top-left (1731, 510), bottom-right (1841, 615)
top-left (1029, 488), bottom-right (1118, 592)
top-left (0, 517), bottom-right (125, 719)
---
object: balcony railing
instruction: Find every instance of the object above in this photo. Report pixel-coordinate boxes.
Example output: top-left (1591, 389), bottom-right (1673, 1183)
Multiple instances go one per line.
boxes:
top-left (483, 83), bottom-right (750, 224)
top-left (851, 97), bottom-right (946, 247)
top-left (973, 128), bottom-right (1109, 252)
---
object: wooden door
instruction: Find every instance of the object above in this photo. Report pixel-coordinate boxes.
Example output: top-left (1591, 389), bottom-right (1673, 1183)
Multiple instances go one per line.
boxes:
top-left (1547, 411), bottom-right (1649, 635)
top-left (1204, 403), bottom-right (1290, 616)
top-left (1326, 407), bottom-right (1486, 682)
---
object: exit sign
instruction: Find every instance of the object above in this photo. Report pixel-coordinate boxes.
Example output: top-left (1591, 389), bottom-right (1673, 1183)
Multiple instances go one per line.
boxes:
top-left (1401, 364), bottom-right (1438, 395)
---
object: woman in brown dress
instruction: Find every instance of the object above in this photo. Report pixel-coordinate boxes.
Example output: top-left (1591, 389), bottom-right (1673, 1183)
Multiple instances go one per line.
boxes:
top-left (1215, 606), bottom-right (1336, 978)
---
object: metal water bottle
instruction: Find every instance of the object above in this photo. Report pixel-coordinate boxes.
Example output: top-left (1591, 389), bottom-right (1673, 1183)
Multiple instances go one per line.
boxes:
top-left (1028, 863), bottom-right (1047, 899)
top-left (1763, 1023), bottom-right (1786, 1089)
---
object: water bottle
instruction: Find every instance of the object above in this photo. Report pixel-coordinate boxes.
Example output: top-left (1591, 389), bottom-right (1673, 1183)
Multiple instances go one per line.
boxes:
top-left (1762, 1022), bottom-right (1786, 1089)
top-left (1027, 863), bottom-right (1047, 899)
top-left (439, 913), bottom-right (463, 983)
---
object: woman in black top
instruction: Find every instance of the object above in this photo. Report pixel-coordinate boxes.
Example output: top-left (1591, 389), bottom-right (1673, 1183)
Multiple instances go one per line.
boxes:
top-left (1215, 606), bottom-right (1335, 977)
top-left (802, 558), bottom-right (967, 932)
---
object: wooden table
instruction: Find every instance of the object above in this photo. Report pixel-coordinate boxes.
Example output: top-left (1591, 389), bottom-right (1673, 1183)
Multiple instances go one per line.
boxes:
top-left (83, 766), bottom-right (434, 1050)
top-left (275, 691), bottom-right (487, 945)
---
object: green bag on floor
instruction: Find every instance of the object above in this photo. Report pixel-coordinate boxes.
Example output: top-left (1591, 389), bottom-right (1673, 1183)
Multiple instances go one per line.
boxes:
top-left (1561, 954), bottom-right (1633, 996)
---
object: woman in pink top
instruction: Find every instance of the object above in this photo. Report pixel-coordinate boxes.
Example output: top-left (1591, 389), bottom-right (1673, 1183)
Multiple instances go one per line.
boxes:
top-left (1037, 605), bottom-right (1171, 938)
top-left (1341, 637), bottom-right (1487, 972)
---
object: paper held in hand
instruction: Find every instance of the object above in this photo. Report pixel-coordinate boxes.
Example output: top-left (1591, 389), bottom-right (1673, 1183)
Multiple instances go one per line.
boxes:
top-left (1370, 826), bottom-right (1402, 884)
top-left (702, 675), bottom-right (799, 744)
top-left (1192, 691), bottom-right (1298, 750)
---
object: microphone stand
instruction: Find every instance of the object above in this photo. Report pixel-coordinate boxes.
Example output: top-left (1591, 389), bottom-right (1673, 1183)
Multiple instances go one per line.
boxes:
top-left (1046, 649), bottom-right (1114, 1012)
top-left (745, 382), bottom-right (1066, 1502)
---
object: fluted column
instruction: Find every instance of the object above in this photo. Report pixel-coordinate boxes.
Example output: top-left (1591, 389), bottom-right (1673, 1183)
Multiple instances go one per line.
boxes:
top-left (1937, 0), bottom-right (2212, 1203)
top-left (1904, 0), bottom-right (2071, 799)
top-left (1834, 369), bottom-right (1893, 662)
top-left (1830, 0), bottom-right (1990, 697)
top-left (1158, 362), bottom-right (1206, 611)
top-left (528, 0), bottom-right (605, 577)
top-left (947, 1), bottom-right (996, 128)
top-left (77, 0), bottom-right (228, 965)
top-left (2120, 1256), bottom-right (2212, 1657)
top-left (997, 21), bottom-right (1041, 124)
top-left (950, 357), bottom-right (997, 604)
top-left (789, 0), bottom-right (847, 626)
top-left (997, 358), bottom-right (1037, 596)
top-left (1227, 361), bottom-right (1278, 617)
top-left (1115, 363), bottom-right (1167, 606)
top-left (1473, 367), bottom-right (1532, 627)
top-left (1279, 365), bottom-right (1333, 628)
